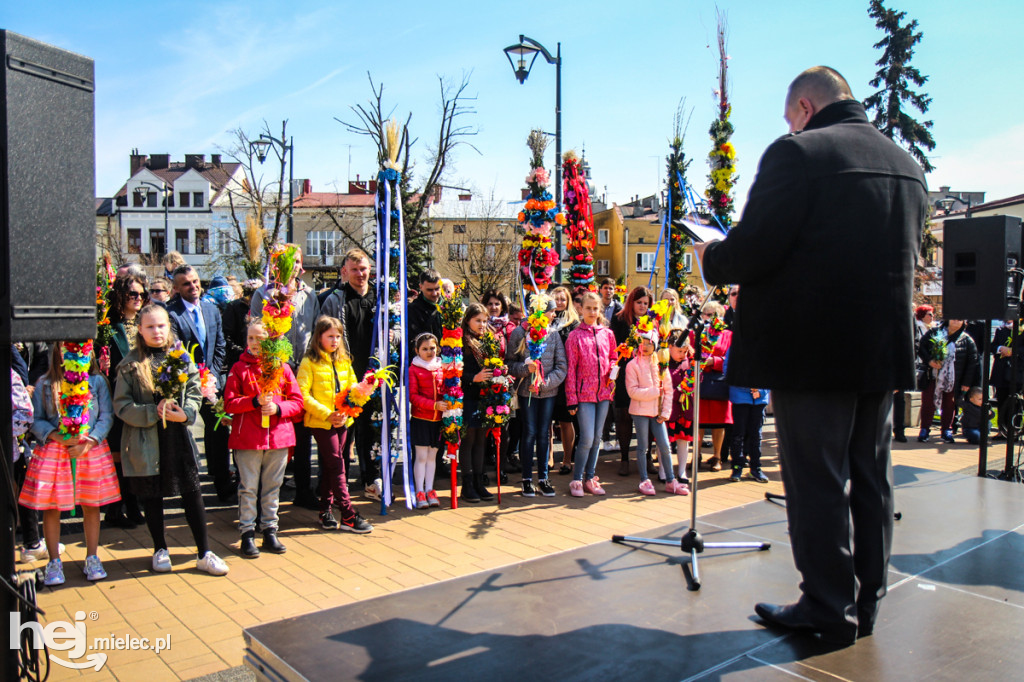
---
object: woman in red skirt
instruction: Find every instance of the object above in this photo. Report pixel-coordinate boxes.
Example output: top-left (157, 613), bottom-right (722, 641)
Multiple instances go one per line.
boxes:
top-left (20, 342), bottom-right (120, 586)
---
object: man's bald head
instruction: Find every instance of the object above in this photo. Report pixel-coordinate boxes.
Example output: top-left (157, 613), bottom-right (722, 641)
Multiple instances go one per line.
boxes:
top-left (784, 66), bottom-right (855, 133)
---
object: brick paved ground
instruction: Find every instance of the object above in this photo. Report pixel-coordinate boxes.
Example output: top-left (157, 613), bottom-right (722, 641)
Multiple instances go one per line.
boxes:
top-left (20, 419), bottom-right (1003, 681)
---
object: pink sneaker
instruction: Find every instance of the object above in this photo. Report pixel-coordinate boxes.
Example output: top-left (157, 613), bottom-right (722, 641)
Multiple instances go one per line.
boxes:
top-left (569, 480), bottom-right (585, 497)
top-left (665, 480), bottom-right (689, 496)
top-left (638, 479), bottom-right (656, 496)
top-left (583, 478), bottom-right (606, 495)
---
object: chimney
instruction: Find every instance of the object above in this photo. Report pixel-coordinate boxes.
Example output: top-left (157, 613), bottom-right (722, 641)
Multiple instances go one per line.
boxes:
top-left (130, 151), bottom-right (148, 176)
top-left (939, 185), bottom-right (950, 194)
top-left (184, 154), bottom-right (205, 169)
top-left (210, 154), bottom-right (222, 167)
top-left (521, 188), bottom-right (530, 201)
top-left (149, 154), bottom-right (170, 170)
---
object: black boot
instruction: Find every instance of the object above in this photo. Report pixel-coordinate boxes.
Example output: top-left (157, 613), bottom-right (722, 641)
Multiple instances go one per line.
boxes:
top-left (240, 531), bottom-right (260, 558)
top-left (262, 530), bottom-right (287, 554)
top-left (461, 475), bottom-right (480, 503)
top-left (474, 474), bottom-right (494, 501)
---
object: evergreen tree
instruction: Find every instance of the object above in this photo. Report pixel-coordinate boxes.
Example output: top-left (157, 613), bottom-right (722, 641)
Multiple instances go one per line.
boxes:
top-left (864, 0), bottom-right (936, 172)
top-left (666, 100), bottom-right (693, 293)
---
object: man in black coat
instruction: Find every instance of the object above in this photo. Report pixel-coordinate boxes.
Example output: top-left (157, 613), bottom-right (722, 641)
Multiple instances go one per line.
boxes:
top-left (697, 67), bottom-right (928, 645)
top-left (407, 269), bottom-right (443, 352)
top-left (167, 265), bottom-right (233, 502)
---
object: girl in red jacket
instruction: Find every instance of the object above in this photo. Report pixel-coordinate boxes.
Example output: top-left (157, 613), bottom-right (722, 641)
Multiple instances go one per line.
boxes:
top-left (408, 333), bottom-right (446, 509)
top-left (223, 321), bottom-right (305, 558)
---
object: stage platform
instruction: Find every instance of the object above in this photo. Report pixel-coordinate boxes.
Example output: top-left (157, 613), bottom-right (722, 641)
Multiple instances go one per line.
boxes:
top-left (243, 465), bottom-right (1024, 681)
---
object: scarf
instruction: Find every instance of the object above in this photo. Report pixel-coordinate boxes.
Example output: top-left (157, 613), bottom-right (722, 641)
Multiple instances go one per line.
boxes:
top-left (935, 334), bottom-right (956, 402)
top-left (411, 355), bottom-right (442, 372)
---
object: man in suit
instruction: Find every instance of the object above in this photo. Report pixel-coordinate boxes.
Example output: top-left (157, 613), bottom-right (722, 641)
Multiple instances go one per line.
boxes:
top-left (696, 66), bottom-right (928, 645)
top-left (167, 265), bottom-right (232, 502)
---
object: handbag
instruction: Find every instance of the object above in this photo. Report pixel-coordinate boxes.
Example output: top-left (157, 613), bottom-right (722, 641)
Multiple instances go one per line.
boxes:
top-left (699, 370), bottom-right (731, 401)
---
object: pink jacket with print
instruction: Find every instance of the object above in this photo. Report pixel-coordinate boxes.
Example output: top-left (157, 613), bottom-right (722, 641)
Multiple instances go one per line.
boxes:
top-left (564, 322), bottom-right (619, 406)
top-left (625, 355), bottom-right (673, 420)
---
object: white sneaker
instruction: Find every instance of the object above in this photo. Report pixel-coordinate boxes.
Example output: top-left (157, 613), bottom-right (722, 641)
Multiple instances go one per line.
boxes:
top-left (21, 542), bottom-right (65, 563)
top-left (603, 440), bottom-right (619, 452)
top-left (152, 548), bottom-right (172, 573)
top-left (196, 551), bottom-right (229, 576)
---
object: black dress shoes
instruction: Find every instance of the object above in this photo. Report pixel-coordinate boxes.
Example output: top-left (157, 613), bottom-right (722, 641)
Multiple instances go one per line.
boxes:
top-left (754, 603), bottom-right (856, 646)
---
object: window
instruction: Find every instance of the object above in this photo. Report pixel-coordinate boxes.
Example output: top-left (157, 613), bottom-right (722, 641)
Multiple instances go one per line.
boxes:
top-left (132, 192), bottom-right (144, 208)
top-left (448, 243), bottom-right (468, 261)
top-left (453, 224), bottom-right (467, 234)
top-left (306, 231), bottom-right (344, 259)
top-left (596, 259), bottom-right (610, 276)
top-left (195, 229), bottom-right (209, 255)
top-left (149, 231), bottom-right (166, 257)
top-left (179, 192), bottom-right (190, 208)
top-left (147, 191), bottom-right (157, 208)
top-left (597, 229), bottom-right (610, 245)
top-left (127, 229), bottom-right (142, 254)
top-left (175, 229), bottom-right (190, 254)
top-left (683, 253), bottom-right (692, 273)
top-left (193, 192), bottom-right (204, 208)
top-left (636, 252), bottom-right (656, 273)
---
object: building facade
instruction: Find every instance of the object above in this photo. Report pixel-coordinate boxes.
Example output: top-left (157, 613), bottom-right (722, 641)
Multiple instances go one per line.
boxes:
top-left (105, 152), bottom-right (245, 278)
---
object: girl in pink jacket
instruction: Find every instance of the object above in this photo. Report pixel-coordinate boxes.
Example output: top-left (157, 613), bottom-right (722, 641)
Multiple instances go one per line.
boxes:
top-left (565, 292), bottom-right (618, 497)
top-left (626, 331), bottom-right (685, 496)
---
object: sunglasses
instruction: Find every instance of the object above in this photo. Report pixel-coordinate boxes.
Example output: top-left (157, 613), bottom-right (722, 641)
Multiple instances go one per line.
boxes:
top-left (150, 288), bottom-right (168, 295)
top-left (127, 291), bottom-right (147, 299)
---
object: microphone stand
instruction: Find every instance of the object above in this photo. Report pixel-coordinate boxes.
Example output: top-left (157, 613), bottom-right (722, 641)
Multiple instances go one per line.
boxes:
top-left (613, 288), bottom-right (769, 590)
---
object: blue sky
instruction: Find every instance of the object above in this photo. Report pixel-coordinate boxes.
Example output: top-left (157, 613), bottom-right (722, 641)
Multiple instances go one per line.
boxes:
top-left (4, 0), bottom-right (1023, 212)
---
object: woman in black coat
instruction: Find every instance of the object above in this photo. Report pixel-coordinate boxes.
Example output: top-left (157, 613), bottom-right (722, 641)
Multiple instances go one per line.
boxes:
top-left (101, 272), bottom-right (149, 527)
top-left (918, 318), bottom-right (979, 443)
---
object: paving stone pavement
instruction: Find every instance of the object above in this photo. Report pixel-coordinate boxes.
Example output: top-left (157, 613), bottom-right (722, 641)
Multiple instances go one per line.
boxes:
top-left (19, 418), bottom-right (1000, 680)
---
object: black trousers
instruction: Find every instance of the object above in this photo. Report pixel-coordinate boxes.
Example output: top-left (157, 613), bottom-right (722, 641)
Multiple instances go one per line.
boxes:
top-left (200, 401), bottom-right (233, 497)
top-left (773, 389), bottom-right (894, 639)
top-left (728, 403), bottom-right (766, 472)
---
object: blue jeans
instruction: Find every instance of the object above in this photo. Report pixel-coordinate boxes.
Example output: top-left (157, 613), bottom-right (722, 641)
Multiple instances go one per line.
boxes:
top-left (573, 401), bottom-right (611, 482)
top-left (632, 415), bottom-right (672, 481)
top-left (520, 395), bottom-right (556, 481)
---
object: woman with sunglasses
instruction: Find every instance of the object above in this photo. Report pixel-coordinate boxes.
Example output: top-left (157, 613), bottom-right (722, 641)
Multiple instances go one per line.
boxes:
top-left (100, 272), bottom-right (149, 528)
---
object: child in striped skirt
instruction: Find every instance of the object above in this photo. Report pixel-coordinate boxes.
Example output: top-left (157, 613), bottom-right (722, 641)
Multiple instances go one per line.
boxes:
top-left (20, 342), bottom-right (120, 586)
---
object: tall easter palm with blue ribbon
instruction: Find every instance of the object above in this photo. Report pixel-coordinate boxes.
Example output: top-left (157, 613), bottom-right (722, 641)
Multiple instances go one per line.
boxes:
top-left (370, 120), bottom-right (414, 512)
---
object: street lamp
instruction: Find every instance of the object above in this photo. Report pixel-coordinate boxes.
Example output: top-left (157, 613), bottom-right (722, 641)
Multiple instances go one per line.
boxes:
top-left (134, 180), bottom-right (169, 260)
top-left (939, 194), bottom-right (972, 218)
top-left (503, 34), bottom-right (563, 283)
top-left (249, 127), bottom-right (295, 243)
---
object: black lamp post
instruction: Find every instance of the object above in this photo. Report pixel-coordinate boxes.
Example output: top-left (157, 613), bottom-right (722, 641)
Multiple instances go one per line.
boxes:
top-left (134, 180), bottom-right (170, 258)
top-left (940, 194), bottom-right (972, 218)
top-left (250, 126), bottom-right (295, 244)
top-left (504, 34), bottom-right (563, 283)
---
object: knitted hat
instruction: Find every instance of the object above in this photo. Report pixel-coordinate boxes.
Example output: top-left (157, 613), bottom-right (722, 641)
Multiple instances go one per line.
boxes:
top-left (210, 275), bottom-right (230, 288)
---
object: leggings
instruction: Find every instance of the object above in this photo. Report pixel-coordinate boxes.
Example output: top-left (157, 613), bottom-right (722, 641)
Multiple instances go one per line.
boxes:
top-left (414, 446), bottom-right (438, 493)
top-left (460, 427), bottom-right (488, 477)
top-left (614, 406), bottom-right (634, 461)
top-left (141, 491), bottom-right (209, 556)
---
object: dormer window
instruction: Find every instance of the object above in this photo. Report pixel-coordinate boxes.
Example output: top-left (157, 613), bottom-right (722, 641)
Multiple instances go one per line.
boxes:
top-left (179, 192), bottom-right (190, 208)
top-left (193, 192), bottom-right (204, 208)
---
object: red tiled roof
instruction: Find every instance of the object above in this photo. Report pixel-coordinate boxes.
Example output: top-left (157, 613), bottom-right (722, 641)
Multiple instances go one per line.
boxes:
top-left (970, 193), bottom-right (1024, 213)
top-left (114, 162), bottom-right (242, 202)
top-left (292, 193), bottom-right (376, 208)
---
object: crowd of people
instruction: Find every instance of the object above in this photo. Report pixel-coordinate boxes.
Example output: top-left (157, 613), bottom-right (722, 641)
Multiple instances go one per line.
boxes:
top-left (9, 242), bottom-right (1005, 589)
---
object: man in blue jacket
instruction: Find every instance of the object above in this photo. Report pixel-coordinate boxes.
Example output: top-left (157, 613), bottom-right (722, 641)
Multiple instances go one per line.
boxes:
top-left (167, 265), bottom-right (232, 502)
top-left (697, 66), bottom-right (928, 646)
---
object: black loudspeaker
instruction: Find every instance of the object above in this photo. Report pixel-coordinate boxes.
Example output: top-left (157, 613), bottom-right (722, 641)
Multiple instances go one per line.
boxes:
top-left (943, 215), bottom-right (1023, 321)
top-left (0, 30), bottom-right (96, 343)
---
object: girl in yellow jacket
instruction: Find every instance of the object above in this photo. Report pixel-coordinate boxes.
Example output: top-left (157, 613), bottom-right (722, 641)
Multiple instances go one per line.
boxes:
top-left (296, 317), bottom-right (373, 534)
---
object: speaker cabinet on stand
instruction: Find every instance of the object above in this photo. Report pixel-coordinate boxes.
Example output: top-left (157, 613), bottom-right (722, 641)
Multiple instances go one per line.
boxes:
top-left (942, 215), bottom-right (1024, 479)
top-left (1, 30), bottom-right (96, 681)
